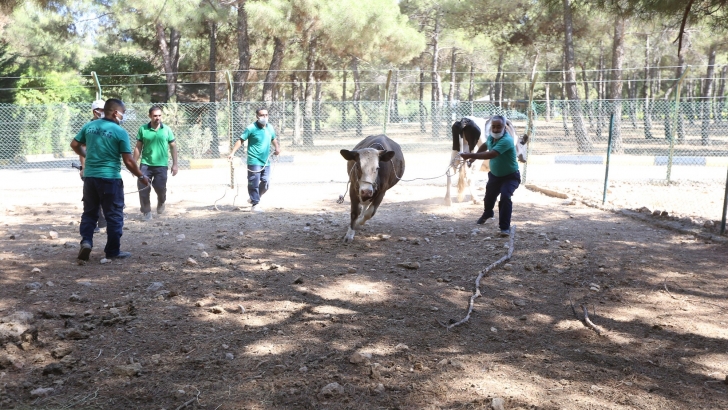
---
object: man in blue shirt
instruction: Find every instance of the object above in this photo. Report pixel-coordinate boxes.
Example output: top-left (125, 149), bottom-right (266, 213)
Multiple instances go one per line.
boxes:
top-left (460, 115), bottom-right (521, 236)
top-left (70, 99), bottom-right (150, 261)
top-left (228, 108), bottom-right (280, 212)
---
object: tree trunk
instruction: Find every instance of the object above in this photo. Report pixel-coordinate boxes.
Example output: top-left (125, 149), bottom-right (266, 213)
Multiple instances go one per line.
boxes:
top-left (495, 51), bottom-right (504, 108)
top-left (701, 44), bottom-right (717, 145)
top-left (303, 37), bottom-right (317, 146)
top-left (262, 37), bottom-right (285, 105)
top-left (643, 35), bottom-right (653, 139)
top-left (418, 69), bottom-right (426, 133)
top-left (608, 14), bottom-right (626, 153)
top-left (208, 20), bottom-right (219, 157)
top-left (562, 0), bottom-right (592, 152)
top-left (292, 76), bottom-right (302, 145)
top-left (715, 65), bottom-right (728, 122)
top-left (233, 0), bottom-right (250, 101)
top-left (315, 79), bottom-right (322, 133)
top-left (561, 62), bottom-right (571, 139)
top-left (468, 65), bottom-right (474, 101)
top-left (351, 58), bottom-right (363, 136)
top-left (579, 62), bottom-right (591, 128)
top-left (448, 49), bottom-right (456, 119)
top-left (430, 8), bottom-right (443, 139)
top-left (341, 69), bottom-right (348, 130)
top-left (156, 23), bottom-right (181, 102)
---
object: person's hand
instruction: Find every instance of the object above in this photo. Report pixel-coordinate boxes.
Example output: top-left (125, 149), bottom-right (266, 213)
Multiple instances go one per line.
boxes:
top-left (79, 169), bottom-right (84, 180)
top-left (227, 153), bottom-right (235, 161)
top-left (139, 175), bottom-right (151, 186)
top-left (171, 164), bottom-right (178, 176)
top-left (459, 152), bottom-right (473, 160)
top-left (273, 148), bottom-right (281, 156)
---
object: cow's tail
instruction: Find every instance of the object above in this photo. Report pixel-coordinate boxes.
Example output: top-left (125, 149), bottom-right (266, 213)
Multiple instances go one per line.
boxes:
top-left (457, 163), bottom-right (467, 203)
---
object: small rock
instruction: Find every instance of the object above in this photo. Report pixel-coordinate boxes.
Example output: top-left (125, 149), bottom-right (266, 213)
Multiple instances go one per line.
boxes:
top-left (100, 258), bottom-right (110, 264)
top-left (323, 235), bottom-right (332, 240)
top-left (42, 363), bottom-right (65, 375)
top-left (704, 220), bottom-right (715, 229)
top-left (430, 306), bottom-right (439, 312)
top-left (176, 234), bottom-right (185, 242)
top-left (490, 327), bottom-right (498, 333)
top-left (146, 282), bottom-right (163, 292)
top-left (519, 315), bottom-right (528, 321)
top-left (46, 281), bottom-right (54, 287)
top-left (69, 294), bottom-right (82, 302)
top-left (30, 387), bottom-right (54, 397)
top-left (63, 242), bottom-right (77, 249)
top-left (51, 346), bottom-right (73, 359)
top-left (398, 237), bottom-right (407, 241)
top-left (378, 234), bottom-right (391, 240)
top-left (349, 352), bottom-right (372, 364)
top-left (9, 234), bottom-right (16, 240)
top-left (209, 306), bottom-right (224, 314)
top-left (113, 362), bottom-right (142, 377)
top-left (450, 359), bottom-right (465, 370)
top-left (395, 343), bottom-right (409, 350)
top-left (397, 261), bottom-right (420, 270)
top-left (347, 267), bottom-right (357, 273)
top-left (141, 241), bottom-right (148, 245)
top-left (25, 282), bottom-right (42, 290)
top-left (638, 206), bottom-right (651, 214)
top-left (225, 353), bottom-right (234, 360)
top-left (373, 383), bottom-right (385, 394)
top-left (437, 358), bottom-right (448, 368)
top-left (503, 263), bottom-right (513, 271)
top-left (31, 267), bottom-right (41, 273)
top-left (272, 364), bottom-right (286, 374)
top-left (299, 366), bottom-right (308, 372)
top-left (319, 382), bottom-right (345, 397)
top-left (513, 299), bottom-right (527, 307)
top-left (661, 211), bottom-right (669, 217)
top-left (48, 231), bottom-right (59, 239)
top-left (589, 283), bottom-right (600, 291)
top-left (491, 397), bottom-right (505, 410)
top-left (200, 251), bottom-right (209, 258)
top-left (652, 210), bottom-right (661, 216)
top-left (185, 258), bottom-right (198, 266)
top-left (151, 354), bottom-right (161, 364)
top-left (39, 235), bottom-right (48, 240)
top-left (69, 221), bottom-right (76, 226)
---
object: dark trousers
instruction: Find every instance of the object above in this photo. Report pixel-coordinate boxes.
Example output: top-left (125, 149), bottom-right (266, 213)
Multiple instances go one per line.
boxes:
top-left (483, 171), bottom-right (521, 231)
top-left (80, 177), bottom-right (125, 258)
top-left (137, 165), bottom-right (168, 213)
top-left (247, 165), bottom-right (270, 205)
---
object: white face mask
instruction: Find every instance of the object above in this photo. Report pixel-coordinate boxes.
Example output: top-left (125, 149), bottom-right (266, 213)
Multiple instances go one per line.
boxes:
top-left (257, 117), bottom-right (268, 126)
top-left (491, 130), bottom-right (504, 139)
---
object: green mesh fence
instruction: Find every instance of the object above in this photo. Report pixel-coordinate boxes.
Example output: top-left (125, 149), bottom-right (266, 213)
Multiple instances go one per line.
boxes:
top-left (0, 99), bottom-right (726, 234)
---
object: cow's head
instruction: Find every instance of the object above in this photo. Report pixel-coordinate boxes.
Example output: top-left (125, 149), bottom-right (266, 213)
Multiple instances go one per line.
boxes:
top-left (340, 148), bottom-right (396, 201)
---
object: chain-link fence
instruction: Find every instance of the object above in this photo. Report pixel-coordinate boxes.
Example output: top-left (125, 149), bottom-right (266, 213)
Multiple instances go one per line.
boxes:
top-left (0, 99), bottom-right (727, 233)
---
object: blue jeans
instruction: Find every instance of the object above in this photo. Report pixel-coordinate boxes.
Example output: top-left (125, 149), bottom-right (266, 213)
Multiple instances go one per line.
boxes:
top-left (80, 177), bottom-right (125, 258)
top-left (247, 165), bottom-right (270, 206)
top-left (483, 171), bottom-right (521, 231)
top-left (137, 165), bottom-right (168, 213)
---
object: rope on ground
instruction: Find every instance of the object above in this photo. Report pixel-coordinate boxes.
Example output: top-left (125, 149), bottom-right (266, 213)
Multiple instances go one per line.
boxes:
top-left (443, 226), bottom-right (516, 331)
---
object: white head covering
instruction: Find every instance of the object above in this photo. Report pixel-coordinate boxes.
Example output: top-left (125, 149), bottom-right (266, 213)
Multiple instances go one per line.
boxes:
top-left (91, 100), bottom-right (105, 110)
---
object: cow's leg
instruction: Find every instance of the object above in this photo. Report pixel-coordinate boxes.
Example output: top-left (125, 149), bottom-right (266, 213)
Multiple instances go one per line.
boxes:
top-left (354, 201), bottom-right (370, 227)
top-left (358, 195), bottom-right (385, 227)
top-left (457, 141), bottom-right (470, 203)
top-left (344, 200), bottom-right (361, 243)
top-left (445, 150), bottom-right (460, 206)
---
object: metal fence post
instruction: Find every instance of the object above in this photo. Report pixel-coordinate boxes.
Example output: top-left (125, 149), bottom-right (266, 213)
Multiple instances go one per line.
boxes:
top-left (91, 71), bottom-right (102, 100)
top-left (721, 166), bottom-right (728, 235)
top-left (603, 113), bottom-right (615, 204)
top-left (225, 71), bottom-right (234, 189)
top-left (522, 72), bottom-right (538, 184)
top-left (667, 66), bottom-right (690, 182)
top-left (383, 70), bottom-right (392, 134)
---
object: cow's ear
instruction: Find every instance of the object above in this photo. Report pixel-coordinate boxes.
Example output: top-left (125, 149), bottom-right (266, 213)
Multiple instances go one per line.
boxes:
top-left (340, 149), bottom-right (358, 161)
top-left (379, 150), bottom-right (395, 162)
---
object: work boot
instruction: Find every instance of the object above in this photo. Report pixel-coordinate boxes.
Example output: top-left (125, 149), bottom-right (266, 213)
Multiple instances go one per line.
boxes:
top-left (108, 251), bottom-right (131, 260)
top-left (157, 203), bottom-right (166, 215)
top-left (77, 241), bottom-right (92, 261)
top-left (143, 212), bottom-right (153, 221)
top-left (476, 211), bottom-right (492, 225)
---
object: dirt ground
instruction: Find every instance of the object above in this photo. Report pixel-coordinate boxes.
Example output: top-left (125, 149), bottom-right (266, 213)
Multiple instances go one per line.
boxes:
top-left (1, 182), bottom-right (727, 410)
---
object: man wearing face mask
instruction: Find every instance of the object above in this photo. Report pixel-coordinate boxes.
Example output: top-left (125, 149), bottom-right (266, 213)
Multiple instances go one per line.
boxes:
top-left (70, 99), bottom-right (150, 261)
top-left (459, 115), bottom-right (521, 236)
top-left (78, 99), bottom-right (107, 233)
top-left (228, 108), bottom-right (280, 212)
top-left (133, 106), bottom-right (178, 221)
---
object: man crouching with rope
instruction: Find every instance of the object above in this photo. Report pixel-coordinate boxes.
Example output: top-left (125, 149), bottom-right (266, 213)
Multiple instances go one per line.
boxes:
top-left (70, 99), bottom-right (150, 261)
top-left (228, 108), bottom-right (280, 213)
top-left (459, 115), bottom-right (520, 237)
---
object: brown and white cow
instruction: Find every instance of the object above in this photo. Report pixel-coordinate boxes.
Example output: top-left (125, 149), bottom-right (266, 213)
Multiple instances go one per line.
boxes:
top-left (340, 134), bottom-right (405, 243)
top-left (446, 116), bottom-right (527, 206)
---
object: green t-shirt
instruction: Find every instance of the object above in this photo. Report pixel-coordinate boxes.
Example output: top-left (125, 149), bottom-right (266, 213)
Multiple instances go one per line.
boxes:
top-left (74, 118), bottom-right (132, 179)
top-left (486, 132), bottom-right (519, 177)
top-left (136, 123), bottom-right (175, 167)
top-left (240, 122), bottom-right (276, 166)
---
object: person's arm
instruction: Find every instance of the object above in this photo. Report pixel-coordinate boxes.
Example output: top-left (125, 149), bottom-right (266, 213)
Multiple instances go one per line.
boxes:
top-left (79, 149), bottom-right (86, 178)
top-left (169, 141), bottom-right (178, 176)
top-left (133, 140), bottom-right (143, 163)
top-left (70, 139), bottom-right (86, 158)
top-left (122, 153), bottom-right (150, 185)
top-left (228, 139), bottom-right (243, 160)
top-left (460, 150), bottom-right (499, 160)
top-left (272, 138), bottom-right (280, 155)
